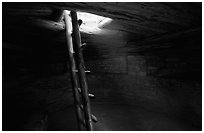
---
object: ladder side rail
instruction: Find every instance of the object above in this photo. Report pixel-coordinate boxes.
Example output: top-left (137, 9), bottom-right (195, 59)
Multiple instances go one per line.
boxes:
top-left (70, 11), bottom-right (93, 131)
top-left (64, 10), bottom-right (85, 130)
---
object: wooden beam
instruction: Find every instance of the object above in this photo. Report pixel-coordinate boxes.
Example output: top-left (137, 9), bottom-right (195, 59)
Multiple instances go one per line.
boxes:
top-left (64, 10), bottom-right (84, 131)
top-left (71, 11), bottom-right (94, 131)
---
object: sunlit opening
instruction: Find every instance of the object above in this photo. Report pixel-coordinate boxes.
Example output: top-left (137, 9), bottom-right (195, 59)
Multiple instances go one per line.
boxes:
top-left (77, 12), bottom-right (112, 34)
top-left (64, 10), bottom-right (112, 34)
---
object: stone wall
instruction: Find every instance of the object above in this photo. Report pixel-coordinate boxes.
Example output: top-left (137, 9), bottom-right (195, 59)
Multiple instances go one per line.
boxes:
top-left (3, 53), bottom-right (201, 130)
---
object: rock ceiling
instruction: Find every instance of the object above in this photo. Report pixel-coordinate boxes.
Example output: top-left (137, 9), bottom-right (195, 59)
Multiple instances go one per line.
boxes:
top-left (2, 2), bottom-right (202, 60)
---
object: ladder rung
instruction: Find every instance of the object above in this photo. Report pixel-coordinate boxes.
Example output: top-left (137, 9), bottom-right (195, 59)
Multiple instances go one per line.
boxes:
top-left (81, 43), bottom-right (87, 47)
top-left (75, 70), bottom-right (90, 73)
top-left (85, 70), bottom-right (90, 73)
top-left (80, 105), bottom-right (84, 110)
top-left (88, 93), bottom-right (95, 99)
top-left (78, 88), bottom-right (81, 93)
top-left (91, 114), bottom-right (98, 122)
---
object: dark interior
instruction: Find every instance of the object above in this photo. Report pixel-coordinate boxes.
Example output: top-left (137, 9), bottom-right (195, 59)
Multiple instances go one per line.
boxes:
top-left (2, 2), bottom-right (202, 131)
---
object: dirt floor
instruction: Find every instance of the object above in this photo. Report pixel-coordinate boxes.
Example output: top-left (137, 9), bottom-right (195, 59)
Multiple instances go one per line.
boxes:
top-left (47, 103), bottom-right (200, 131)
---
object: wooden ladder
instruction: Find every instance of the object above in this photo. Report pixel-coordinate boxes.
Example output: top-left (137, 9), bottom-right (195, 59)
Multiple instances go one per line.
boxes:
top-left (64, 10), bottom-right (97, 131)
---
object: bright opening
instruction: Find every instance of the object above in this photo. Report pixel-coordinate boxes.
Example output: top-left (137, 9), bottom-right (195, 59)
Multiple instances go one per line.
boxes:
top-left (77, 12), bottom-right (112, 34)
